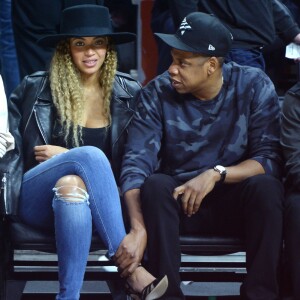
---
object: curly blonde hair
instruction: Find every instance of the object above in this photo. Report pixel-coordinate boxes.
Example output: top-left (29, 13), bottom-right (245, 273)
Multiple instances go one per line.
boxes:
top-left (49, 39), bottom-right (117, 147)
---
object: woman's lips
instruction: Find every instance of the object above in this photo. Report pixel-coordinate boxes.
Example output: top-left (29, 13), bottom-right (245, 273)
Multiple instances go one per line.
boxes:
top-left (83, 59), bottom-right (97, 67)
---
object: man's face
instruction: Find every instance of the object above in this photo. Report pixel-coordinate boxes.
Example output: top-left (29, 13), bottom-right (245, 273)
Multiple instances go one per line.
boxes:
top-left (168, 48), bottom-right (211, 99)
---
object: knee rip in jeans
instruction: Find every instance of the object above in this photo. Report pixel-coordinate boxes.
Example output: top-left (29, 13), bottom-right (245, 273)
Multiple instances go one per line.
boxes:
top-left (53, 185), bottom-right (89, 203)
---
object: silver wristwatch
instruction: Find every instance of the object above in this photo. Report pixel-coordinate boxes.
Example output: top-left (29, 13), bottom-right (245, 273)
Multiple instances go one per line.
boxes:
top-left (213, 165), bottom-right (227, 183)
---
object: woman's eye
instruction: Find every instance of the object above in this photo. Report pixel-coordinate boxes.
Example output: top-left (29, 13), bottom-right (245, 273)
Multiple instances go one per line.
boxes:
top-left (75, 41), bottom-right (84, 46)
top-left (95, 40), bottom-right (105, 46)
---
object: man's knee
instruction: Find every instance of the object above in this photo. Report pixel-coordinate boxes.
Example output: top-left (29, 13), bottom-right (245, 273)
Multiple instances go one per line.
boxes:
top-left (244, 174), bottom-right (283, 210)
top-left (142, 174), bottom-right (176, 198)
top-left (54, 175), bottom-right (88, 202)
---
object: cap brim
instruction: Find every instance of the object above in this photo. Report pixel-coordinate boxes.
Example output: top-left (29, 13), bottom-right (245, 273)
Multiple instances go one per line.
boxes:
top-left (38, 32), bottom-right (136, 48)
top-left (155, 33), bottom-right (200, 53)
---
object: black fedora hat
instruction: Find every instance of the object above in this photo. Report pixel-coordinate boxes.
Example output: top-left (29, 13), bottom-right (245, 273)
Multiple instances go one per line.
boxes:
top-left (38, 4), bottom-right (136, 47)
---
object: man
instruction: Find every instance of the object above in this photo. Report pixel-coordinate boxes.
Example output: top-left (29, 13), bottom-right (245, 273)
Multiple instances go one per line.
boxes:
top-left (119, 12), bottom-right (284, 299)
top-left (281, 81), bottom-right (300, 299)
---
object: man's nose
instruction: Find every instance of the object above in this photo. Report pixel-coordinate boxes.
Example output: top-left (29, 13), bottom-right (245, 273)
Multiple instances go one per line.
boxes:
top-left (168, 63), bottom-right (178, 75)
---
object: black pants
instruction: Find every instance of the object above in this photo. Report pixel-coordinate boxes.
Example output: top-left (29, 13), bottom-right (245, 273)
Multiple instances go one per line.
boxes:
top-left (141, 174), bottom-right (283, 300)
top-left (284, 190), bottom-right (300, 299)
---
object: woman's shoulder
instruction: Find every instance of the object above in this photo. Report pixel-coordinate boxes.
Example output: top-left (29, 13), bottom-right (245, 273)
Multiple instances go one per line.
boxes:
top-left (25, 70), bottom-right (49, 80)
top-left (20, 71), bottom-right (50, 88)
top-left (114, 71), bottom-right (142, 97)
top-left (115, 71), bottom-right (141, 87)
top-left (115, 70), bottom-right (136, 80)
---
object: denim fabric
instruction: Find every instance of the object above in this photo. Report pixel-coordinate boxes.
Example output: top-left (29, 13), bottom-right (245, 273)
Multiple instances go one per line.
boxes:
top-left (225, 48), bottom-right (265, 71)
top-left (19, 146), bottom-right (126, 300)
top-left (0, 0), bottom-right (20, 98)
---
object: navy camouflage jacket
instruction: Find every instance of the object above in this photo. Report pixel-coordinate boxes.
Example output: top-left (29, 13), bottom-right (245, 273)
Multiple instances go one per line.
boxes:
top-left (120, 62), bottom-right (283, 193)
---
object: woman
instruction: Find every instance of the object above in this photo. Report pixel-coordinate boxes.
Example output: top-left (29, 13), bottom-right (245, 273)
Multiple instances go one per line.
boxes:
top-left (2, 4), bottom-right (167, 300)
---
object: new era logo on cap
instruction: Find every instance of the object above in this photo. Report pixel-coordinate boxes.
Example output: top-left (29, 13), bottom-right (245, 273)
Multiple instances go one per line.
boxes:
top-left (208, 44), bottom-right (215, 51)
top-left (179, 18), bottom-right (192, 35)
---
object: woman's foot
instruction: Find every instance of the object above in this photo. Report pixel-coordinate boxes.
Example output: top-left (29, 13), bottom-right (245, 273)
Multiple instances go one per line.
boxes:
top-left (126, 266), bottom-right (168, 300)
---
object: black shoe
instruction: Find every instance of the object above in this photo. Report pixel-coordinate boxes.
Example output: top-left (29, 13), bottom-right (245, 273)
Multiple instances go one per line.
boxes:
top-left (140, 275), bottom-right (168, 300)
top-left (126, 275), bottom-right (168, 300)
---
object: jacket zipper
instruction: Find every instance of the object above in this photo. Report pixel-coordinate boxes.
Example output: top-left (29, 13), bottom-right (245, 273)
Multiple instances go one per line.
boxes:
top-left (33, 108), bottom-right (48, 144)
top-left (1, 173), bottom-right (8, 215)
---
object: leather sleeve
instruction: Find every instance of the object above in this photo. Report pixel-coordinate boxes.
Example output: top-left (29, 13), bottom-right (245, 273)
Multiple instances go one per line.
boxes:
top-left (281, 82), bottom-right (300, 189)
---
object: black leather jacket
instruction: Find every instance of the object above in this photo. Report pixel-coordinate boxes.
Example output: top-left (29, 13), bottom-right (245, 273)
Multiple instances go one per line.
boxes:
top-left (281, 82), bottom-right (300, 190)
top-left (0, 71), bottom-right (141, 216)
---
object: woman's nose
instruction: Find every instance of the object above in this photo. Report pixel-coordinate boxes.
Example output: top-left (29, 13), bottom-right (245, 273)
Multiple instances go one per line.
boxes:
top-left (85, 46), bottom-right (95, 56)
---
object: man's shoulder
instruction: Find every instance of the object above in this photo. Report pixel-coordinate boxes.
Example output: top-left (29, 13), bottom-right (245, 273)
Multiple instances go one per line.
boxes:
top-left (143, 71), bottom-right (172, 93)
top-left (224, 61), bottom-right (265, 76)
top-left (223, 62), bottom-right (273, 88)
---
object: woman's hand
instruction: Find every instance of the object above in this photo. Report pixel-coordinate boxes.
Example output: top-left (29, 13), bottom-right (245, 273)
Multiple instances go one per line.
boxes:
top-left (34, 145), bottom-right (69, 162)
top-left (114, 227), bottom-right (147, 278)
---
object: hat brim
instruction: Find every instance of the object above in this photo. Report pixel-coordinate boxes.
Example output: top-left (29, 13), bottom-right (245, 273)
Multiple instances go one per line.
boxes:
top-left (38, 32), bottom-right (136, 48)
top-left (155, 33), bottom-right (202, 54)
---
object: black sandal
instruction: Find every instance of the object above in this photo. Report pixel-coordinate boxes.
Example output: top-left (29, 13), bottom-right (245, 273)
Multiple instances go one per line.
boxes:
top-left (126, 275), bottom-right (168, 300)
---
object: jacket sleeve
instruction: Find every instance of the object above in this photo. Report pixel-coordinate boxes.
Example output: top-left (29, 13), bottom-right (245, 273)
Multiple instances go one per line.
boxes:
top-left (0, 77), bottom-right (27, 216)
top-left (272, 0), bottom-right (300, 43)
top-left (281, 83), bottom-right (300, 189)
top-left (247, 70), bottom-right (283, 178)
top-left (120, 82), bottom-right (163, 194)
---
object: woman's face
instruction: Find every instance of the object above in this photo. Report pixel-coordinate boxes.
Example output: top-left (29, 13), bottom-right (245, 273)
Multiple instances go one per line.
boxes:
top-left (70, 36), bottom-right (108, 77)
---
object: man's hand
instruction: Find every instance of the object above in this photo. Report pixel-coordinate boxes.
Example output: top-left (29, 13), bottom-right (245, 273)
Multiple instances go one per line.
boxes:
top-left (173, 169), bottom-right (220, 217)
top-left (114, 227), bottom-right (147, 278)
top-left (293, 33), bottom-right (300, 62)
top-left (34, 145), bottom-right (68, 162)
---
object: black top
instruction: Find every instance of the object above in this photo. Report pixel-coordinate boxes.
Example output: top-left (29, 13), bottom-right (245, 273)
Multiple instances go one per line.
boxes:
top-left (52, 121), bottom-right (111, 159)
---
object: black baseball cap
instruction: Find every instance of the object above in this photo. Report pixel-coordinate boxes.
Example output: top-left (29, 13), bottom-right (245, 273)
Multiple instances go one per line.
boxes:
top-left (155, 12), bottom-right (233, 57)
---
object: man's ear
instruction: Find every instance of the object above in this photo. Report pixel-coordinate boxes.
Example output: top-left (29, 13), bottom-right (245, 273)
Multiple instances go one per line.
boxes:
top-left (207, 57), bottom-right (219, 75)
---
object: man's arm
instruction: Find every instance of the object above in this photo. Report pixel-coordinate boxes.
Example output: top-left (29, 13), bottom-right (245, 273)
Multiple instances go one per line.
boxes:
top-left (114, 188), bottom-right (147, 277)
top-left (174, 159), bottom-right (264, 217)
top-left (116, 82), bottom-right (163, 277)
top-left (272, 0), bottom-right (300, 44)
top-left (224, 159), bottom-right (265, 183)
top-left (281, 83), bottom-right (300, 189)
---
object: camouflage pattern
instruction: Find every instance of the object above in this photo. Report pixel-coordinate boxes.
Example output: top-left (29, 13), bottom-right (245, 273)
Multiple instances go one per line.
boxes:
top-left (120, 62), bottom-right (282, 193)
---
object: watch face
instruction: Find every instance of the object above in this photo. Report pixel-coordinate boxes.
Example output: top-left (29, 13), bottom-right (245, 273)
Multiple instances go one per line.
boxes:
top-left (214, 165), bottom-right (226, 174)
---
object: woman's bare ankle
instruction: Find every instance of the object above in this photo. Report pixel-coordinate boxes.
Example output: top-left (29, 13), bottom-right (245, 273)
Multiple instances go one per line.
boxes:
top-left (127, 266), bottom-right (156, 293)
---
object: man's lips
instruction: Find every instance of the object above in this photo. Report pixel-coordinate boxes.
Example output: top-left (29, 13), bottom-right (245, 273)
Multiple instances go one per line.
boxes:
top-left (171, 79), bottom-right (181, 87)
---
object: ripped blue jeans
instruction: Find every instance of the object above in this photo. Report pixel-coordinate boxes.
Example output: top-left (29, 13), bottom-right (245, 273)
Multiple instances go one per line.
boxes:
top-left (19, 146), bottom-right (126, 300)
